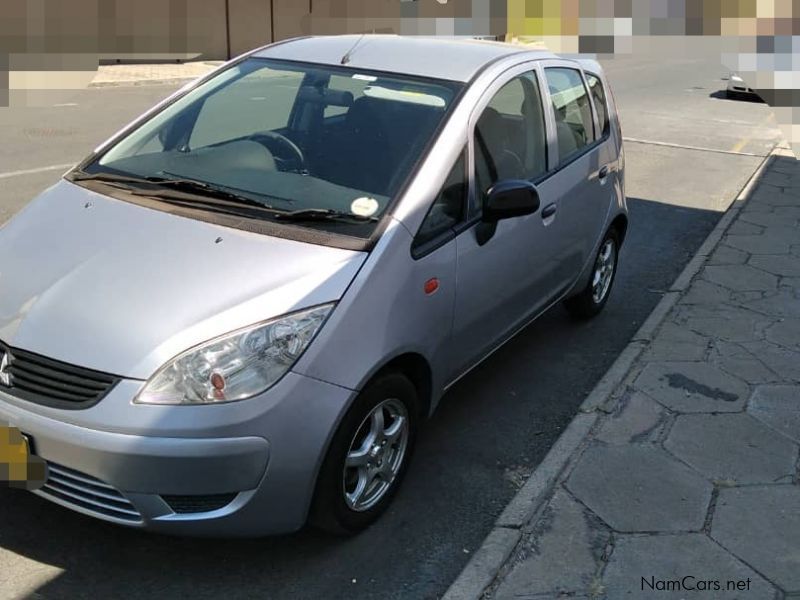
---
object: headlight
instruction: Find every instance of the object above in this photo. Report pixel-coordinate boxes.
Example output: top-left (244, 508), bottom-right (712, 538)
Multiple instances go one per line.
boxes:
top-left (135, 304), bottom-right (333, 405)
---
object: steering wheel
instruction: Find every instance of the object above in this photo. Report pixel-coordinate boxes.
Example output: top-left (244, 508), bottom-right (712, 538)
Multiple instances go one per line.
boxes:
top-left (495, 148), bottom-right (526, 180)
top-left (250, 131), bottom-right (307, 173)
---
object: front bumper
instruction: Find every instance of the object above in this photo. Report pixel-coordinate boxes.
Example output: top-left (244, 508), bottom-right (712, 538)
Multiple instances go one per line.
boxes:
top-left (0, 371), bottom-right (355, 536)
top-left (727, 75), bottom-right (755, 95)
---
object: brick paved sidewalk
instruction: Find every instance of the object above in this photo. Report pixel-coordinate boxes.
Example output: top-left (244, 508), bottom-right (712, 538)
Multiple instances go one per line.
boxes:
top-left (483, 149), bottom-right (800, 599)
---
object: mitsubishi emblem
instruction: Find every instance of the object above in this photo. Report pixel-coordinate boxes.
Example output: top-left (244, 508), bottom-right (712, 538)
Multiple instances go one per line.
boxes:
top-left (0, 351), bottom-right (10, 387)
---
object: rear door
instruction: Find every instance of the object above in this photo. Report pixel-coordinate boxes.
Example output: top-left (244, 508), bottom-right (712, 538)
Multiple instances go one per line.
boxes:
top-left (540, 61), bottom-right (612, 277)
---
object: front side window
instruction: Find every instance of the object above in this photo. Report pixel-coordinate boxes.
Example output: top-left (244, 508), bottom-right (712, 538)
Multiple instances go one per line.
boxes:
top-left (78, 58), bottom-right (462, 240)
top-left (473, 71), bottom-right (548, 213)
top-left (544, 67), bottom-right (595, 163)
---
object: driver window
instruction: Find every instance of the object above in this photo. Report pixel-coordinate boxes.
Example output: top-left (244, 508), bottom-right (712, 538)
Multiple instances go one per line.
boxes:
top-left (189, 68), bottom-right (304, 149)
top-left (473, 71), bottom-right (547, 213)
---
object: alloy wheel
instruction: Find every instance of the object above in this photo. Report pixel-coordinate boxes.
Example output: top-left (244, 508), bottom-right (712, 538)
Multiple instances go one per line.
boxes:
top-left (343, 398), bottom-right (410, 512)
top-left (591, 238), bottom-right (616, 304)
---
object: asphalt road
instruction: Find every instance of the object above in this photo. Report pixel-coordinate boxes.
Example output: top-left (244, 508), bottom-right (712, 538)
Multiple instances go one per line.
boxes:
top-left (0, 57), bottom-right (785, 600)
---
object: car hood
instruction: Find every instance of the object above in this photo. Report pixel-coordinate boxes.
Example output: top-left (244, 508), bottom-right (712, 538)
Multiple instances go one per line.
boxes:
top-left (0, 180), bottom-right (367, 379)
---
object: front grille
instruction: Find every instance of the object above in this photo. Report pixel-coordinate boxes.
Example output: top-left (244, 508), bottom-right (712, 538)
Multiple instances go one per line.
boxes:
top-left (162, 494), bottom-right (237, 514)
top-left (1, 343), bottom-right (119, 409)
top-left (37, 461), bottom-right (142, 522)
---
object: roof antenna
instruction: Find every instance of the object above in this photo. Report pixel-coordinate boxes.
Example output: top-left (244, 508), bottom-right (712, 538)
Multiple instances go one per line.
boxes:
top-left (341, 34), bottom-right (366, 65)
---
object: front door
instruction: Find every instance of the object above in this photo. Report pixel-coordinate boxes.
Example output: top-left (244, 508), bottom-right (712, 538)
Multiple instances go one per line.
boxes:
top-left (448, 65), bottom-right (569, 379)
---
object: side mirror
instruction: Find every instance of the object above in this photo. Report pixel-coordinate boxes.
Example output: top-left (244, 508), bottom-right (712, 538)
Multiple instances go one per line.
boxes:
top-left (482, 180), bottom-right (541, 222)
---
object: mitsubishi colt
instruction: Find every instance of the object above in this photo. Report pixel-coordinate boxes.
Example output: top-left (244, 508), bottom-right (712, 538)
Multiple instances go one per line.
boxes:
top-left (0, 35), bottom-right (627, 536)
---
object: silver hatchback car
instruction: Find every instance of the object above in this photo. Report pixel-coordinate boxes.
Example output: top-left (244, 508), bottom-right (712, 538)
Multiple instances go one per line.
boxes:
top-left (0, 35), bottom-right (626, 536)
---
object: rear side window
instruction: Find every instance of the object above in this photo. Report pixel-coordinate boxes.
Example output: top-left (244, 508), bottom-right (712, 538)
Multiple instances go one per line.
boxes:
top-left (544, 68), bottom-right (595, 163)
top-left (586, 73), bottom-right (610, 137)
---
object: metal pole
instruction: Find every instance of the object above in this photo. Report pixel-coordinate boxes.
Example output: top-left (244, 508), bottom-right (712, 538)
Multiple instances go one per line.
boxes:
top-left (224, 0), bottom-right (232, 58)
top-left (270, 0), bottom-right (276, 43)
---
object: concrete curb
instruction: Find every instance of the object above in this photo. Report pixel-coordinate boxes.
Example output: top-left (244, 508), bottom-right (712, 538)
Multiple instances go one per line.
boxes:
top-left (441, 148), bottom-right (777, 600)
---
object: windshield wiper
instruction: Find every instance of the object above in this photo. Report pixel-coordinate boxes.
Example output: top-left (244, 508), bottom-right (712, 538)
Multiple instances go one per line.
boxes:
top-left (72, 171), bottom-right (276, 212)
top-left (129, 193), bottom-right (284, 221)
top-left (273, 208), bottom-right (379, 223)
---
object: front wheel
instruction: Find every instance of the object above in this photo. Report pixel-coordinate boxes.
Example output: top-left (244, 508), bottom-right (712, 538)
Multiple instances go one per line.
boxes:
top-left (310, 372), bottom-right (419, 535)
top-left (564, 229), bottom-right (620, 319)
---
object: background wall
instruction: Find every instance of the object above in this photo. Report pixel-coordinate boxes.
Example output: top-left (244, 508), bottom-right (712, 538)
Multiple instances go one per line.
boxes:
top-left (0, 0), bottom-right (489, 63)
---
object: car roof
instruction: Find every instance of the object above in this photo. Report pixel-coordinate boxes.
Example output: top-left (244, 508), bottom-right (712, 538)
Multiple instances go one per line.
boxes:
top-left (253, 35), bottom-right (557, 82)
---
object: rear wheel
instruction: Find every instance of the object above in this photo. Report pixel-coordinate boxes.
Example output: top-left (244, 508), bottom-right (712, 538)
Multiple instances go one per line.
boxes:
top-left (564, 228), bottom-right (619, 319)
top-left (310, 372), bottom-right (419, 535)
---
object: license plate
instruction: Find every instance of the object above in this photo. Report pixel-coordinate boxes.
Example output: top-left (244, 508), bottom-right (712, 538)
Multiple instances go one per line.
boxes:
top-left (0, 426), bottom-right (47, 490)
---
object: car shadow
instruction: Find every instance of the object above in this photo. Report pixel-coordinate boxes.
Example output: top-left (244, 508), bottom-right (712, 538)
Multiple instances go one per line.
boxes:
top-left (709, 90), bottom-right (765, 103)
top-left (0, 194), bottom-right (727, 600)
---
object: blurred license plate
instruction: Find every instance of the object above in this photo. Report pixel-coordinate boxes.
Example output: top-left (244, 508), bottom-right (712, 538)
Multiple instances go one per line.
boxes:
top-left (1, 426), bottom-right (47, 489)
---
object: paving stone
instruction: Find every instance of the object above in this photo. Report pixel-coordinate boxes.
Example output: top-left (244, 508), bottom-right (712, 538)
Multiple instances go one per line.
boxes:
top-left (742, 341), bottom-right (800, 382)
top-left (741, 199), bottom-right (774, 214)
top-left (665, 413), bottom-right (798, 484)
top-left (779, 276), bottom-right (800, 292)
top-left (708, 244), bottom-right (750, 266)
top-left (602, 534), bottom-right (777, 599)
top-left (493, 489), bottom-right (609, 599)
top-left (712, 486), bottom-right (800, 593)
top-left (740, 210), bottom-right (798, 228)
top-left (724, 234), bottom-right (793, 255)
top-left (634, 362), bottom-right (749, 413)
top-left (757, 191), bottom-right (800, 208)
top-left (709, 344), bottom-right (781, 384)
top-left (728, 290), bottom-right (767, 303)
top-left (748, 385), bottom-right (800, 442)
top-left (727, 220), bottom-right (764, 235)
top-left (676, 305), bottom-right (770, 343)
top-left (749, 254), bottom-right (800, 277)
top-left (761, 172), bottom-right (793, 186)
top-left (764, 318), bottom-right (800, 350)
top-left (773, 206), bottom-right (800, 220)
top-left (701, 264), bottom-right (779, 291)
top-left (566, 445), bottom-right (712, 532)
top-left (596, 392), bottom-right (666, 445)
top-left (742, 290), bottom-right (800, 318)
top-left (644, 323), bottom-right (708, 361)
top-left (680, 280), bottom-right (733, 306)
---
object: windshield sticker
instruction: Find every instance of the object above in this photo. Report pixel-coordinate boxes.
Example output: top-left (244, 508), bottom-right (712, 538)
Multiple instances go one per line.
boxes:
top-left (351, 197), bottom-right (380, 217)
top-left (352, 74), bottom-right (377, 82)
top-left (362, 85), bottom-right (446, 107)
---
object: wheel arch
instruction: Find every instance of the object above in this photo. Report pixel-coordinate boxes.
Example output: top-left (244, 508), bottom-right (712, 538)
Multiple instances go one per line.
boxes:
top-left (370, 352), bottom-right (433, 419)
top-left (610, 213), bottom-right (628, 246)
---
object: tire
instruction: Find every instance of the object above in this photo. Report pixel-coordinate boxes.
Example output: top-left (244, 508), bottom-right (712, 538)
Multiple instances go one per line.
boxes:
top-left (310, 372), bottom-right (419, 535)
top-left (564, 228), bottom-right (620, 320)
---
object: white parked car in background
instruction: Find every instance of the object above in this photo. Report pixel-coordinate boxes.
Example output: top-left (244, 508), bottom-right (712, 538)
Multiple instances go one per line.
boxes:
top-left (726, 73), bottom-right (759, 100)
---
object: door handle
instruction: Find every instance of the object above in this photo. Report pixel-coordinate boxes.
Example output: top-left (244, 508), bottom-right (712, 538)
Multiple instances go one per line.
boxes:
top-left (598, 165), bottom-right (610, 179)
top-left (541, 203), bottom-right (557, 219)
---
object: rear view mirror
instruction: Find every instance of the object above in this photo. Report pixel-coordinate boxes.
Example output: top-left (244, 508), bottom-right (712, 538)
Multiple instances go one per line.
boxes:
top-left (296, 86), bottom-right (354, 108)
top-left (482, 180), bottom-right (541, 222)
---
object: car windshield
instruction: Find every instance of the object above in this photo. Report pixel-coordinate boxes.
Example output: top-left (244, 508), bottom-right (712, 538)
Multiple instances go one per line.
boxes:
top-left (77, 58), bottom-right (462, 238)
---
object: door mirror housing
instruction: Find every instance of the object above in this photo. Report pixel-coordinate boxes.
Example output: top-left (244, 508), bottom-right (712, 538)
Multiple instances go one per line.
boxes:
top-left (482, 180), bottom-right (541, 223)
